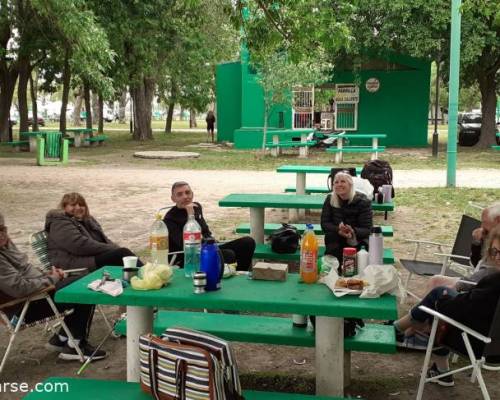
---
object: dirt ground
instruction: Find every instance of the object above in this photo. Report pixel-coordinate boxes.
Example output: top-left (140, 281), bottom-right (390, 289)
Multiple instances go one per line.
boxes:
top-left (1, 160), bottom-right (499, 399)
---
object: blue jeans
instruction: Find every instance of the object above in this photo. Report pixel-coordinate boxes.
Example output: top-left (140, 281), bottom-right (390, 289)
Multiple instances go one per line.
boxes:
top-left (410, 286), bottom-right (458, 323)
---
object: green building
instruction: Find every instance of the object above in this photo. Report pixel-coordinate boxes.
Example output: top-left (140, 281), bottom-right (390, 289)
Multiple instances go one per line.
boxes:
top-left (216, 50), bottom-right (431, 149)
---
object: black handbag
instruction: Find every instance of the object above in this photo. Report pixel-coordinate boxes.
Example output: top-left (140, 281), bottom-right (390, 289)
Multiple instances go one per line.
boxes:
top-left (269, 223), bottom-right (301, 254)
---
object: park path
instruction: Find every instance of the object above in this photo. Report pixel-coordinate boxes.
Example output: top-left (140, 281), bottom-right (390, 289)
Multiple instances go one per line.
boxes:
top-left (1, 165), bottom-right (499, 256)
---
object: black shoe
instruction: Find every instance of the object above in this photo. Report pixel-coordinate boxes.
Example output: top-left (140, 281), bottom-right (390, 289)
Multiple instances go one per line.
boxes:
top-left (58, 341), bottom-right (107, 362)
top-left (427, 363), bottom-right (454, 387)
top-left (45, 334), bottom-right (67, 352)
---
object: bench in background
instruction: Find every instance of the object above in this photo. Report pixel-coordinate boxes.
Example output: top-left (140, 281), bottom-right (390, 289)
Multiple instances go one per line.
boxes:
top-left (1, 140), bottom-right (29, 152)
top-left (84, 134), bottom-right (108, 146)
top-left (235, 223), bottom-right (393, 237)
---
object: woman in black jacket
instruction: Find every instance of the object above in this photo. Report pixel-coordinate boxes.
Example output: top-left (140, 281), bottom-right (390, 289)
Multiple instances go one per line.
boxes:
top-left (320, 171), bottom-right (373, 262)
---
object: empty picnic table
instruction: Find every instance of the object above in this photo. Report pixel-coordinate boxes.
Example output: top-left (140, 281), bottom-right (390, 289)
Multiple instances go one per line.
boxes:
top-left (326, 133), bottom-right (387, 163)
top-left (66, 127), bottom-right (96, 147)
top-left (19, 131), bottom-right (59, 152)
top-left (218, 193), bottom-right (394, 243)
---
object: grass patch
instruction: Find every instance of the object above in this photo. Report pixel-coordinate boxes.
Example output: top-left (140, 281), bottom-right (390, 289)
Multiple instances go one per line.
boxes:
top-left (2, 127), bottom-right (499, 170)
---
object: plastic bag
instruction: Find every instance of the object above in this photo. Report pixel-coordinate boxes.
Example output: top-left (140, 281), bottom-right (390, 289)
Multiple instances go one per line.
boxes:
top-left (358, 264), bottom-right (404, 299)
top-left (353, 177), bottom-right (374, 200)
top-left (131, 262), bottom-right (173, 290)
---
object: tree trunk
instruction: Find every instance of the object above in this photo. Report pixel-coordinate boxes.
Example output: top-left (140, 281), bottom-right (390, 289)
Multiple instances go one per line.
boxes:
top-left (29, 70), bottom-right (39, 132)
top-left (165, 100), bottom-right (175, 133)
top-left (59, 49), bottom-right (71, 134)
top-left (118, 89), bottom-right (127, 123)
top-left (72, 87), bottom-right (83, 126)
top-left (98, 93), bottom-right (104, 133)
top-left (180, 107), bottom-right (184, 121)
top-left (0, 70), bottom-right (18, 142)
top-left (83, 81), bottom-right (92, 130)
top-left (92, 91), bottom-right (99, 123)
top-left (189, 109), bottom-right (197, 128)
top-left (261, 104), bottom-right (268, 150)
top-left (17, 57), bottom-right (30, 134)
top-left (131, 77), bottom-right (154, 140)
top-left (477, 71), bottom-right (497, 148)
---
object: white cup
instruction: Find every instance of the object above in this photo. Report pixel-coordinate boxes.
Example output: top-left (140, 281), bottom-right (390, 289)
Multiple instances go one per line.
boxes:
top-left (122, 256), bottom-right (138, 269)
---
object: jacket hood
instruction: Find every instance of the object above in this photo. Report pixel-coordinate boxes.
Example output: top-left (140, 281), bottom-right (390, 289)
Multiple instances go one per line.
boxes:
top-left (44, 209), bottom-right (72, 230)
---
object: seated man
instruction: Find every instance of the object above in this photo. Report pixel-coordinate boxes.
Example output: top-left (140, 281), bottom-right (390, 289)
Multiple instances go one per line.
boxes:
top-left (470, 202), bottom-right (500, 267)
top-left (163, 181), bottom-right (255, 270)
top-left (0, 212), bottom-right (106, 361)
top-left (427, 202), bottom-right (500, 291)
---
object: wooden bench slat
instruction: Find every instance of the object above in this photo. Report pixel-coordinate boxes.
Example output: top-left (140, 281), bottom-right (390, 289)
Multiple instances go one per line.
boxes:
top-left (23, 378), bottom-right (347, 400)
top-left (253, 243), bottom-right (394, 264)
top-left (235, 223), bottom-right (393, 237)
top-left (114, 311), bottom-right (396, 354)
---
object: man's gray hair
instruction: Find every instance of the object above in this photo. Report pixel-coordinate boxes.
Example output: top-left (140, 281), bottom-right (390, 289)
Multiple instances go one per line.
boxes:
top-left (171, 181), bottom-right (190, 194)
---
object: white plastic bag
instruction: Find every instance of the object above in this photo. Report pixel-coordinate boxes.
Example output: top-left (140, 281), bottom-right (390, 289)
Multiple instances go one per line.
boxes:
top-left (359, 264), bottom-right (404, 299)
top-left (353, 177), bottom-right (374, 200)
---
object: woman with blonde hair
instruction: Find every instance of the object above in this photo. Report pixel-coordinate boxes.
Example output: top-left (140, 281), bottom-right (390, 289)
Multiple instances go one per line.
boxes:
top-left (320, 171), bottom-right (373, 262)
top-left (45, 192), bottom-right (142, 271)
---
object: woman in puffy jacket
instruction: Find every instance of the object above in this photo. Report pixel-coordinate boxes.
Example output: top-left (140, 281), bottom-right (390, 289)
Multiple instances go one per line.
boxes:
top-left (45, 192), bottom-right (142, 271)
top-left (320, 171), bottom-right (373, 262)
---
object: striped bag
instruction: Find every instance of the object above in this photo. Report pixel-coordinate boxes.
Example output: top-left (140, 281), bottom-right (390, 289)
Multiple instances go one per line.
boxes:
top-left (139, 328), bottom-right (244, 400)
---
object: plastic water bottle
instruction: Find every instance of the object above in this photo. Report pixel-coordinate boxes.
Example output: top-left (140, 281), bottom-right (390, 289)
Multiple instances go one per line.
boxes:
top-left (368, 226), bottom-right (384, 265)
top-left (150, 213), bottom-right (168, 266)
top-left (357, 246), bottom-right (369, 275)
top-left (183, 214), bottom-right (201, 278)
top-left (300, 224), bottom-right (318, 284)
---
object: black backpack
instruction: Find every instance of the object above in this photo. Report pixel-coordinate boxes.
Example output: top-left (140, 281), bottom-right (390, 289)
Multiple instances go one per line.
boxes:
top-left (269, 224), bottom-right (301, 254)
top-left (360, 159), bottom-right (395, 197)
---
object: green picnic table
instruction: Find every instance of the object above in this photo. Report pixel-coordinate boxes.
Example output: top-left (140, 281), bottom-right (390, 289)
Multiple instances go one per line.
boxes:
top-left (218, 193), bottom-right (394, 243)
top-left (66, 128), bottom-right (96, 147)
top-left (276, 165), bottom-right (362, 196)
top-left (326, 133), bottom-right (387, 163)
top-left (19, 130), bottom-right (60, 152)
top-left (55, 266), bottom-right (397, 396)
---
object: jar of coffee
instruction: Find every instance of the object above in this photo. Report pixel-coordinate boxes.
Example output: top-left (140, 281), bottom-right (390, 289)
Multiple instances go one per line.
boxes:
top-left (342, 247), bottom-right (357, 277)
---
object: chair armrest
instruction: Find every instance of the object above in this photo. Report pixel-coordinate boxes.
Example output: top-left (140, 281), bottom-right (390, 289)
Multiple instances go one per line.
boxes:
top-left (456, 280), bottom-right (477, 286)
top-left (418, 305), bottom-right (491, 344)
top-left (434, 253), bottom-right (470, 261)
top-left (0, 285), bottom-right (55, 310)
top-left (404, 239), bottom-right (450, 247)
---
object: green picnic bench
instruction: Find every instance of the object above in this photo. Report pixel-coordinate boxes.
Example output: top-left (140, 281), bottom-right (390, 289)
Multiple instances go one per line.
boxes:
top-left (23, 378), bottom-right (348, 400)
top-left (1, 140), bottom-right (29, 151)
top-left (235, 222), bottom-right (393, 237)
top-left (492, 145), bottom-right (500, 151)
top-left (84, 134), bottom-right (108, 145)
top-left (325, 134), bottom-right (387, 164)
top-left (114, 310), bottom-right (395, 354)
top-left (266, 131), bottom-right (317, 158)
top-left (253, 243), bottom-right (395, 264)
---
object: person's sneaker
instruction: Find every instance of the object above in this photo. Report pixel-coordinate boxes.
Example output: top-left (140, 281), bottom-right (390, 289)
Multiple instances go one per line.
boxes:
top-left (45, 334), bottom-right (67, 352)
top-left (58, 341), bottom-right (107, 362)
top-left (427, 363), bottom-right (455, 387)
top-left (397, 333), bottom-right (429, 351)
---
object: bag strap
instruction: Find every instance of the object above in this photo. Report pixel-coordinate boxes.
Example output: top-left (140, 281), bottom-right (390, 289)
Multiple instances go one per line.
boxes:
top-left (148, 348), bottom-right (161, 400)
top-left (175, 358), bottom-right (188, 400)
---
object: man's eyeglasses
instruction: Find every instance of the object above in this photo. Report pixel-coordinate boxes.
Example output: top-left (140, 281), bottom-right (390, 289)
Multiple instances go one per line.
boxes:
top-left (489, 247), bottom-right (500, 258)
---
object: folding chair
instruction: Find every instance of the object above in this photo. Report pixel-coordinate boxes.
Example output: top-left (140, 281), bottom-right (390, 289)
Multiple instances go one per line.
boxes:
top-left (399, 214), bottom-right (481, 302)
top-left (416, 300), bottom-right (500, 400)
top-left (30, 231), bottom-right (113, 332)
top-left (0, 286), bottom-right (84, 374)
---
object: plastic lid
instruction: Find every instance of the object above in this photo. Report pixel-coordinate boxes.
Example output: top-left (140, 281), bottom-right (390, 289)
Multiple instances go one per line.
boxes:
top-left (343, 247), bottom-right (357, 256)
top-left (306, 223), bottom-right (314, 230)
top-left (203, 237), bottom-right (216, 244)
top-left (371, 226), bottom-right (382, 234)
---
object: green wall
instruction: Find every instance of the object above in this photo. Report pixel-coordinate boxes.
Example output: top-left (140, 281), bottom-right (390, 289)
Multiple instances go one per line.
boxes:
top-left (216, 62), bottom-right (242, 142)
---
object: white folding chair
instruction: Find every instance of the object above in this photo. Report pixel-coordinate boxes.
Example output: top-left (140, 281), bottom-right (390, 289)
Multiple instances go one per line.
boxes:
top-left (0, 286), bottom-right (84, 374)
top-left (416, 301), bottom-right (500, 400)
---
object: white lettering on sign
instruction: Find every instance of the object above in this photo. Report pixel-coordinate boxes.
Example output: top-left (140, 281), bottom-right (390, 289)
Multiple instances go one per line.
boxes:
top-left (366, 78), bottom-right (380, 93)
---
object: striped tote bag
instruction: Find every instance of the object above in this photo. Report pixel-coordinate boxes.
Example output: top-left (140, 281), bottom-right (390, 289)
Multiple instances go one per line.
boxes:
top-left (139, 330), bottom-right (243, 400)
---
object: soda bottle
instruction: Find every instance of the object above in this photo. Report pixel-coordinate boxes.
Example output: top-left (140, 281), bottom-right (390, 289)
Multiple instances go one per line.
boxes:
top-left (300, 224), bottom-right (318, 284)
top-left (150, 213), bottom-right (168, 266)
top-left (183, 213), bottom-right (201, 278)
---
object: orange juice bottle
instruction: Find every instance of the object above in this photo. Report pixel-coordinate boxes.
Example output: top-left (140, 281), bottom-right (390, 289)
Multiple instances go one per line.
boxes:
top-left (300, 224), bottom-right (318, 283)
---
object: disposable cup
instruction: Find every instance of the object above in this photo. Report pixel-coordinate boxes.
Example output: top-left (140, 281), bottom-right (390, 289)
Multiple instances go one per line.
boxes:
top-left (122, 256), bottom-right (138, 269)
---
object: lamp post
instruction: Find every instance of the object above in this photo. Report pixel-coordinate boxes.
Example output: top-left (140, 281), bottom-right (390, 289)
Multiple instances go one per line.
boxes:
top-left (432, 60), bottom-right (440, 157)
